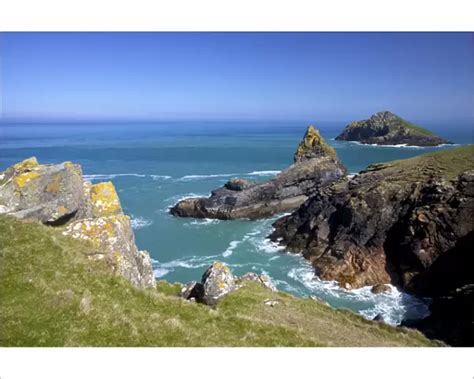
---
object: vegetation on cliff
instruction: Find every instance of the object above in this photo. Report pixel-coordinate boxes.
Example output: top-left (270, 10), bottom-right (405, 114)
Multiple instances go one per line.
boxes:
top-left (0, 215), bottom-right (436, 347)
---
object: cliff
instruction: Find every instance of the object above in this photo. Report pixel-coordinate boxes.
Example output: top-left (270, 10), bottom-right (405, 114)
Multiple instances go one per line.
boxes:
top-left (335, 111), bottom-right (450, 146)
top-left (0, 157), bottom-right (155, 288)
top-left (170, 126), bottom-right (347, 219)
top-left (270, 145), bottom-right (474, 346)
top-left (0, 214), bottom-right (436, 346)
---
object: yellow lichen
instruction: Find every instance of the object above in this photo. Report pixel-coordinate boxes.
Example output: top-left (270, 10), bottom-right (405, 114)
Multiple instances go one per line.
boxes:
top-left (14, 171), bottom-right (40, 188)
top-left (90, 182), bottom-right (122, 216)
top-left (12, 157), bottom-right (39, 172)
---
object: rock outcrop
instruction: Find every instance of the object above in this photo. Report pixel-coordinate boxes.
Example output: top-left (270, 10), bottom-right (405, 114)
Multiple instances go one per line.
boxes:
top-left (270, 145), bottom-right (474, 345)
top-left (181, 261), bottom-right (275, 305)
top-left (170, 126), bottom-right (347, 219)
top-left (335, 111), bottom-right (450, 146)
top-left (0, 157), bottom-right (155, 288)
top-left (270, 145), bottom-right (474, 290)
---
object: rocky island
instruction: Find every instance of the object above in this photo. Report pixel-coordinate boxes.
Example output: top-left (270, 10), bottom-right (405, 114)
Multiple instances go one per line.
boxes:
top-left (170, 126), bottom-right (347, 219)
top-left (270, 145), bottom-right (474, 346)
top-left (335, 111), bottom-right (450, 146)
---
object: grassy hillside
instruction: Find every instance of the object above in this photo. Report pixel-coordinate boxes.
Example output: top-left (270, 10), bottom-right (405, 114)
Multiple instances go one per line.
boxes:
top-left (377, 144), bottom-right (474, 180)
top-left (0, 214), bottom-right (438, 347)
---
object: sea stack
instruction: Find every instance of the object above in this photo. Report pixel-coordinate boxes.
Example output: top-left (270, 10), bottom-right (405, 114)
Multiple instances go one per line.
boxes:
top-left (170, 126), bottom-right (347, 220)
top-left (335, 111), bottom-right (450, 146)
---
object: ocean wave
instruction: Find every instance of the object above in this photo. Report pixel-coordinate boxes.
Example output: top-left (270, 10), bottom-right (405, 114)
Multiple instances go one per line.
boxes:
top-left (83, 173), bottom-right (147, 181)
top-left (130, 216), bottom-right (153, 230)
top-left (153, 267), bottom-right (171, 278)
top-left (83, 173), bottom-right (171, 181)
top-left (348, 141), bottom-right (460, 149)
top-left (177, 173), bottom-right (239, 181)
top-left (286, 265), bottom-right (430, 325)
top-left (184, 218), bottom-right (221, 227)
top-left (222, 240), bottom-right (240, 257)
top-left (245, 170), bottom-right (281, 176)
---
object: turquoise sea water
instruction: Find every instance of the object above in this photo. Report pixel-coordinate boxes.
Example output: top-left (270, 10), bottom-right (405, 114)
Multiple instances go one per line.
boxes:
top-left (1, 120), bottom-right (472, 325)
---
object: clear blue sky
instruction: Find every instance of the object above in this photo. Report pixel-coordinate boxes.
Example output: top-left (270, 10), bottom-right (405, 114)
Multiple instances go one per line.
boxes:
top-left (1, 32), bottom-right (473, 122)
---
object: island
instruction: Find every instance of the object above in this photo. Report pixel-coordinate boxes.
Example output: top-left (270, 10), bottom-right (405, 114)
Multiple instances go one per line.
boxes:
top-left (335, 111), bottom-right (451, 146)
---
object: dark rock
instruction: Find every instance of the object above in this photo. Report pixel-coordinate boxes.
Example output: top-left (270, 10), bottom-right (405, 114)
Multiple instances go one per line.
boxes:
top-left (372, 314), bottom-right (385, 322)
top-left (371, 284), bottom-right (391, 294)
top-left (270, 146), bottom-right (474, 291)
top-left (170, 126), bottom-right (347, 219)
top-left (335, 111), bottom-right (450, 147)
top-left (181, 281), bottom-right (205, 301)
top-left (224, 178), bottom-right (255, 191)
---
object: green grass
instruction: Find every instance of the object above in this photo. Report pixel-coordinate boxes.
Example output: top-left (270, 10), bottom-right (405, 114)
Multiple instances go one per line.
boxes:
top-left (398, 117), bottom-right (435, 136)
top-left (375, 144), bottom-right (474, 180)
top-left (0, 214), bottom-right (438, 347)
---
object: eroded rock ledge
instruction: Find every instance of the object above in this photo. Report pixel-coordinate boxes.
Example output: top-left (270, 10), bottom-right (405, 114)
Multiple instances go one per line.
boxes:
top-left (170, 126), bottom-right (347, 219)
top-left (0, 157), bottom-right (155, 288)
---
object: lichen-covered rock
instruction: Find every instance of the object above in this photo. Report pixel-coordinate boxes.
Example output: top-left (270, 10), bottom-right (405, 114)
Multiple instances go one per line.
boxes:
top-left (0, 157), bottom-right (85, 225)
top-left (335, 111), bottom-right (450, 146)
top-left (63, 214), bottom-right (155, 288)
top-left (170, 126), bottom-right (347, 219)
top-left (0, 157), bottom-right (155, 288)
top-left (238, 272), bottom-right (275, 290)
top-left (294, 126), bottom-right (337, 162)
top-left (201, 261), bottom-right (236, 305)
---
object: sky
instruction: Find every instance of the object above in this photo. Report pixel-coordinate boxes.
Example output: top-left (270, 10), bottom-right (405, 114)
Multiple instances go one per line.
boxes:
top-left (1, 32), bottom-right (473, 122)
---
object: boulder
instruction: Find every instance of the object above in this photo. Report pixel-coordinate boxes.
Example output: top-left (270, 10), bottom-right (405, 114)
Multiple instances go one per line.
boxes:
top-left (0, 157), bottom-right (85, 225)
top-left (170, 126), bottom-right (347, 219)
top-left (201, 261), bottom-right (236, 305)
top-left (371, 284), bottom-right (392, 294)
top-left (0, 157), bottom-right (156, 288)
top-left (224, 178), bottom-right (255, 191)
top-left (238, 272), bottom-right (275, 290)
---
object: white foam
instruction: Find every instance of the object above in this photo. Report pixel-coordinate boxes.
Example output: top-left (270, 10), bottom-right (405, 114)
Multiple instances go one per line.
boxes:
top-left (130, 216), bottom-right (153, 230)
top-left (178, 173), bottom-right (239, 181)
top-left (222, 240), bottom-right (240, 257)
top-left (348, 141), bottom-right (460, 149)
top-left (150, 175), bottom-right (172, 180)
top-left (245, 170), bottom-right (281, 176)
top-left (83, 173), bottom-right (147, 181)
top-left (185, 218), bottom-right (221, 227)
top-left (153, 267), bottom-right (171, 278)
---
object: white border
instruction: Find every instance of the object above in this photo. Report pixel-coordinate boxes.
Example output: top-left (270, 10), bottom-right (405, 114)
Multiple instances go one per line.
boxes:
top-left (0, 0), bottom-right (473, 31)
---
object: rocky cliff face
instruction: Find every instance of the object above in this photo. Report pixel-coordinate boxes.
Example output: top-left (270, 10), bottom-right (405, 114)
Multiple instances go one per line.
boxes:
top-left (270, 146), bottom-right (473, 291)
top-left (335, 111), bottom-right (450, 146)
top-left (0, 157), bottom-right (155, 288)
top-left (170, 126), bottom-right (347, 219)
top-left (270, 145), bottom-right (474, 345)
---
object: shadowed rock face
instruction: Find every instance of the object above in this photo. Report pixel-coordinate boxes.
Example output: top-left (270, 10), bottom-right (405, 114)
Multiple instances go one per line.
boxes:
top-left (170, 126), bottom-right (347, 220)
top-left (270, 146), bottom-right (474, 292)
top-left (0, 157), bottom-right (155, 288)
top-left (335, 111), bottom-right (450, 146)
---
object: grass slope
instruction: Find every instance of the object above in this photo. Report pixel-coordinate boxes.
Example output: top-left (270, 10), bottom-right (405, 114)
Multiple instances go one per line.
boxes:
top-left (381, 144), bottom-right (474, 180)
top-left (0, 215), bottom-right (437, 347)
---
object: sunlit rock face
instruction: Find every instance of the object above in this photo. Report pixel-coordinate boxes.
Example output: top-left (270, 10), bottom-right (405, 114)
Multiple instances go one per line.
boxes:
top-left (0, 157), bottom-right (155, 288)
top-left (170, 126), bottom-right (347, 220)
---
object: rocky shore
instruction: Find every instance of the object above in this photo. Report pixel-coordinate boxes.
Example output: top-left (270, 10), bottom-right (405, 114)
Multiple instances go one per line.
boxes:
top-left (170, 126), bottom-right (347, 219)
top-left (270, 145), bottom-right (474, 345)
top-left (335, 111), bottom-right (450, 146)
top-left (0, 157), bottom-right (155, 288)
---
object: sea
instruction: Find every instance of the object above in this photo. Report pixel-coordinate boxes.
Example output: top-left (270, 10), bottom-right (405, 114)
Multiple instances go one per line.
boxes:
top-left (1, 120), bottom-right (472, 325)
